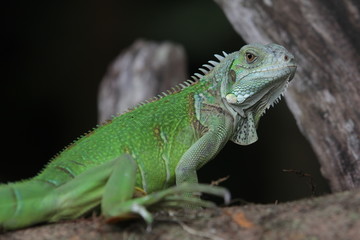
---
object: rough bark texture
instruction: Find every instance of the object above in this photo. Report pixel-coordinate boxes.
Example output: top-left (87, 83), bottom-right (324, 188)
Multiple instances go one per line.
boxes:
top-left (98, 40), bottom-right (187, 122)
top-left (2, 189), bottom-right (360, 240)
top-left (215, 0), bottom-right (360, 192)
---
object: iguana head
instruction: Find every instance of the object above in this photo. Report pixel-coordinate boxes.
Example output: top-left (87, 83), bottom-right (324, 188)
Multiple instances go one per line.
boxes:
top-left (222, 43), bottom-right (297, 145)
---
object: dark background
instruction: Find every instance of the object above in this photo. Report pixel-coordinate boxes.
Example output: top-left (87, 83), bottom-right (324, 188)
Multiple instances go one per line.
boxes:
top-left (2, 0), bottom-right (330, 203)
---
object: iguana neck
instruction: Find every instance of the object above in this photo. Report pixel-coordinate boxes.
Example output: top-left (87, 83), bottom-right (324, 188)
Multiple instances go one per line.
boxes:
top-left (192, 52), bottom-right (242, 133)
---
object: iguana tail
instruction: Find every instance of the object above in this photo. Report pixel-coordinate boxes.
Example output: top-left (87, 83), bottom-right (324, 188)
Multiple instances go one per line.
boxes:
top-left (0, 180), bottom-right (55, 231)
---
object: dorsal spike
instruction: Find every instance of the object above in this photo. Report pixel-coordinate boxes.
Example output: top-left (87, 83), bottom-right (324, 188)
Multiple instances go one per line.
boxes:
top-left (174, 85), bottom-right (182, 91)
top-left (202, 64), bottom-right (213, 70)
top-left (186, 79), bottom-right (196, 84)
top-left (198, 68), bottom-right (208, 74)
top-left (222, 51), bottom-right (228, 57)
top-left (179, 83), bottom-right (187, 88)
top-left (208, 60), bottom-right (219, 67)
top-left (183, 81), bottom-right (191, 87)
top-left (194, 73), bottom-right (203, 79)
top-left (214, 54), bottom-right (225, 61)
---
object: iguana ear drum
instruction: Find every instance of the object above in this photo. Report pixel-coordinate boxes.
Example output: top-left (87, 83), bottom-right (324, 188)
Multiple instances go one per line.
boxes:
top-left (229, 69), bottom-right (236, 83)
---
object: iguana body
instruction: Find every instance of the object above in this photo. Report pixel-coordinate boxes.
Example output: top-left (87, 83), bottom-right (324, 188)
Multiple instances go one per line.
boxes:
top-left (0, 43), bottom-right (296, 231)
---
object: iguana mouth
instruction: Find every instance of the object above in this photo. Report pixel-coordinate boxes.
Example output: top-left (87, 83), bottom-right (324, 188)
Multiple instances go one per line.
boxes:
top-left (241, 64), bottom-right (296, 107)
top-left (287, 65), bottom-right (297, 82)
top-left (253, 65), bottom-right (296, 120)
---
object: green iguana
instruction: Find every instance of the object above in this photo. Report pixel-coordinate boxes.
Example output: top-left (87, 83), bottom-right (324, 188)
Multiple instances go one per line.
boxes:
top-left (0, 43), bottom-right (296, 231)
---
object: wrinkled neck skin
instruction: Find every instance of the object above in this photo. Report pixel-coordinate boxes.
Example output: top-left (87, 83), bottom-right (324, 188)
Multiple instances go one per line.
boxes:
top-left (216, 52), bottom-right (245, 127)
top-left (215, 53), bottom-right (261, 146)
top-left (194, 52), bottom-right (244, 136)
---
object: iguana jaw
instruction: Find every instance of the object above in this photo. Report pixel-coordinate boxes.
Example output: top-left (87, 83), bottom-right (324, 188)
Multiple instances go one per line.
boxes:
top-left (225, 63), bottom-right (296, 122)
top-left (252, 71), bottom-right (293, 124)
top-left (242, 64), bottom-right (296, 114)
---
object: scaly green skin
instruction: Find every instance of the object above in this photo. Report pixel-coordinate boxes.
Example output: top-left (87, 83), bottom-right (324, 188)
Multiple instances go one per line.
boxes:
top-left (0, 43), bottom-right (296, 231)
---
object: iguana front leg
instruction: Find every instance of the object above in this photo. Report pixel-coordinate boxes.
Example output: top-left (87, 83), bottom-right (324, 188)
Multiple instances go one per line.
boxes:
top-left (175, 114), bottom-right (234, 186)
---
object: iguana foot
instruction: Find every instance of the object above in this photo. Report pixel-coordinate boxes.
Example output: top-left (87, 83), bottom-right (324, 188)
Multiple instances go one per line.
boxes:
top-left (104, 183), bottom-right (230, 225)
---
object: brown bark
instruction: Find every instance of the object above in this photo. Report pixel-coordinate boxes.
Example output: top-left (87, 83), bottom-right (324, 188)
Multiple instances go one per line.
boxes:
top-left (215, 0), bottom-right (360, 192)
top-left (3, 189), bottom-right (360, 240)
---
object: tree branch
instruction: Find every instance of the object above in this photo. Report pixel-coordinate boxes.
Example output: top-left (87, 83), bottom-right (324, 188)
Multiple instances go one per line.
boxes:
top-left (215, 0), bottom-right (360, 192)
top-left (4, 189), bottom-right (360, 240)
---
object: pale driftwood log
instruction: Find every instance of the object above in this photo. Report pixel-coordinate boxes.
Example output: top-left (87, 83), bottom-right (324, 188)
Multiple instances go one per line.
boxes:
top-left (98, 40), bottom-right (187, 122)
top-left (3, 189), bottom-right (360, 240)
top-left (215, 0), bottom-right (360, 192)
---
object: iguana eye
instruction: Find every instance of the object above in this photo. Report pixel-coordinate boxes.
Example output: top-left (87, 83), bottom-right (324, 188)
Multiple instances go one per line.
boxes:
top-left (245, 52), bottom-right (257, 63)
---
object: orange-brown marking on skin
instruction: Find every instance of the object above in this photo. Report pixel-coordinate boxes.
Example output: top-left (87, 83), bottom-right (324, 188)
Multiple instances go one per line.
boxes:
top-left (134, 187), bottom-right (147, 198)
top-left (99, 118), bottom-right (113, 127)
top-left (105, 187), bottom-right (147, 224)
top-left (153, 125), bottom-right (163, 146)
top-left (123, 146), bottom-right (131, 154)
